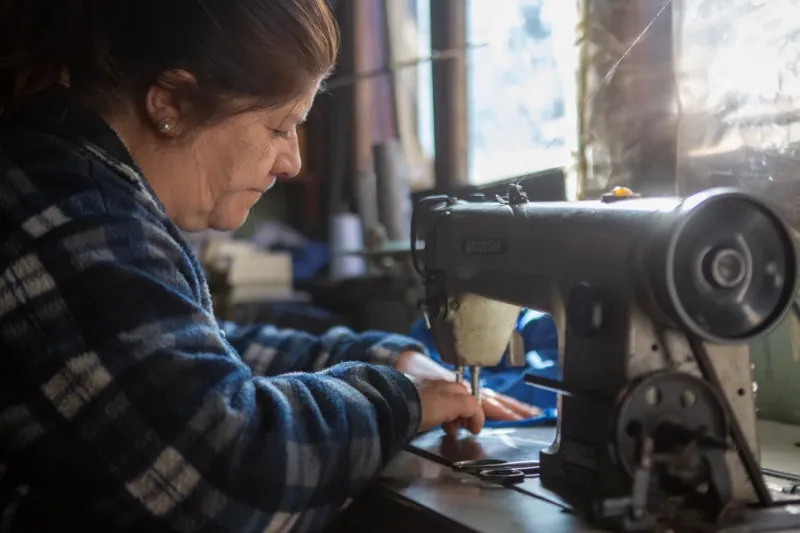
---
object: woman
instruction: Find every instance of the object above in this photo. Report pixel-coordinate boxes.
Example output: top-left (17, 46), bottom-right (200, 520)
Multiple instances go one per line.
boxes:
top-left (0, 1), bottom-right (537, 532)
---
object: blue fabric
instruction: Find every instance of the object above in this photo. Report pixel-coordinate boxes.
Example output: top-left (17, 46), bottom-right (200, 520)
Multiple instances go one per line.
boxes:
top-left (409, 308), bottom-right (561, 428)
top-left (0, 84), bottom-right (425, 533)
top-left (275, 240), bottom-right (329, 282)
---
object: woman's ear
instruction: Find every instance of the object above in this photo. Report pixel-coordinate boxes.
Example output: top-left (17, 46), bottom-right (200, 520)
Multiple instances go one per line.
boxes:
top-left (145, 69), bottom-right (198, 136)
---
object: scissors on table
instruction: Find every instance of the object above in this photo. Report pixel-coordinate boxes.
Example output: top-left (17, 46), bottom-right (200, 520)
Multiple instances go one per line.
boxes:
top-left (451, 458), bottom-right (541, 484)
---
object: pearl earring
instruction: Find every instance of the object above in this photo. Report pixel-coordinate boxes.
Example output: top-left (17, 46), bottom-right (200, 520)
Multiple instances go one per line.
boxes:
top-left (157, 119), bottom-right (176, 133)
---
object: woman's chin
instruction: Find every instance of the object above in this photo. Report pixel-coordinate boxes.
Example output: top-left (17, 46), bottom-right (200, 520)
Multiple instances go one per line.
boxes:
top-left (207, 204), bottom-right (254, 231)
top-left (212, 212), bottom-right (252, 232)
top-left (200, 189), bottom-right (271, 231)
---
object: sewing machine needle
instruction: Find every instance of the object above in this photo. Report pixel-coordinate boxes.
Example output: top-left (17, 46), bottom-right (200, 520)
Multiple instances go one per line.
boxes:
top-left (455, 365), bottom-right (464, 385)
top-left (470, 366), bottom-right (481, 402)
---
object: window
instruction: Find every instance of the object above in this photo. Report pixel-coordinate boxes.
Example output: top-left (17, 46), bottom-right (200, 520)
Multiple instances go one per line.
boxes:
top-left (411, 0), bottom-right (577, 186)
top-left (676, 0), bottom-right (800, 215)
top-left (414, 0), bottom-right (435, 162)
top-left (466, 0), bottom-right (577, 184)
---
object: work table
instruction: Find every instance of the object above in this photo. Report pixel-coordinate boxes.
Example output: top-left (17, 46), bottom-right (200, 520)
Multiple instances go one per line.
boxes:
top-left (332, 420), bottom-right (800, 533)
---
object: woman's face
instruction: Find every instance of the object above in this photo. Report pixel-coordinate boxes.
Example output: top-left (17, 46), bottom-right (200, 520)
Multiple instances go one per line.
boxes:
top-left (132, 81), bottom-right (316, 233)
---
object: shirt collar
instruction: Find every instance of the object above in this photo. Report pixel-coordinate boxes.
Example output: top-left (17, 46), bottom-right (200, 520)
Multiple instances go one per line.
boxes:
top-left (9, 84), bottom-right (167, 215)
top-left (12, 83), bottom-right (140, 171)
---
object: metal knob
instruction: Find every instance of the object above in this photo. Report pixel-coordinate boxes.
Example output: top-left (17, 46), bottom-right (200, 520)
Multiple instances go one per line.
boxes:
top-left (703, 248), bottom-right (747, 289)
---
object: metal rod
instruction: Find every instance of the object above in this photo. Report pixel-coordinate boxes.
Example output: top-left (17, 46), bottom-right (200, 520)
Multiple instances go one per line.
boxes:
top-left (325, 43), bottom-right (488, 91)
top-left (523, 375), bottom-right (609, 404)
top-left (454, 365), bottom-right (464, 384)
top-left (470, 366), bottom-right (481, 403)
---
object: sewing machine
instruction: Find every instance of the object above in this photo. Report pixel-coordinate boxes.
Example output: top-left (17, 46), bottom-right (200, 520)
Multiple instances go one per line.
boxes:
top-left (410, 185), bottom-right (800, 531)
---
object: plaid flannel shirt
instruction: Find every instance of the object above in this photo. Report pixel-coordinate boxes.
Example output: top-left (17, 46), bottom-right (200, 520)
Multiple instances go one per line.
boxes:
top-left (0, 85), bottom-right (423, 533)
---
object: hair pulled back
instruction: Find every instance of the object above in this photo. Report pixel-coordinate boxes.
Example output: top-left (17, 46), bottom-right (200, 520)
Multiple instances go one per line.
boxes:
top-left (0, 0), bottom-right (339, 119)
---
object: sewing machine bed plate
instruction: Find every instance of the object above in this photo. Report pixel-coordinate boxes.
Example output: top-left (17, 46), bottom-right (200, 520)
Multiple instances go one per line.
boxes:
top-left (375, 422), bottom-right (800, 533)
top-left (408, 425), bottom-right (571, 509)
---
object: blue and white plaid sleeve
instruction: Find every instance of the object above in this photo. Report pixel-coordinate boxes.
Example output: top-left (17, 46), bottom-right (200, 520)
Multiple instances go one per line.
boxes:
top-left (218, 321), bottom-right (429, 376)
top-left (0, 214), bottom-right (422, 533)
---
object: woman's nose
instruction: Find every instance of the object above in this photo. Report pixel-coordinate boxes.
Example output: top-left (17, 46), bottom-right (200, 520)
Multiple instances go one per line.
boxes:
top-left (272, 140), bottom-right (302, 179)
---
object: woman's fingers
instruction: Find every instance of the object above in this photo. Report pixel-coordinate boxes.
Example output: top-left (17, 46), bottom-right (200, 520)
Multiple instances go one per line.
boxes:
top-left (417, 380), bottom-right (485, 434)
top-left (481, 389), bottom-right (541, 420)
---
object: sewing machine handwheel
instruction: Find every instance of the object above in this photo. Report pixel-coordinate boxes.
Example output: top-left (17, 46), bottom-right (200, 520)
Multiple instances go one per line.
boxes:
top-left (614, 371), bottom-right (729, 480)
top-left (655, 188), bottom-right (798, 343)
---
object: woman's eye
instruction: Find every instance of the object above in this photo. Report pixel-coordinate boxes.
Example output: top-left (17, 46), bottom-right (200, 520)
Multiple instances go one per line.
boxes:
top-left (270, 128), bottom-right (291, 140)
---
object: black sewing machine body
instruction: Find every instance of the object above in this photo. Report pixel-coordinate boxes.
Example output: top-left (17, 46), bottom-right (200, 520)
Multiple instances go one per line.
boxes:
top-left (412, 186), bottom-right (800, 531)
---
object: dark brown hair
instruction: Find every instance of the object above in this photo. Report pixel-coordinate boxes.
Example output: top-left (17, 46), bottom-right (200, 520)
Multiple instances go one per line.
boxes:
top-left (0, 0), bottom-right (339, 119)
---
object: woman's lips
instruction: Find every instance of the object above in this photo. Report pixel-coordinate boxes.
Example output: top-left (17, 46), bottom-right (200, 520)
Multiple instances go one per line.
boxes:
top-left (248, 178), bottom-right (277, 194)
top-left (263, 177), bottom-right (277, 192)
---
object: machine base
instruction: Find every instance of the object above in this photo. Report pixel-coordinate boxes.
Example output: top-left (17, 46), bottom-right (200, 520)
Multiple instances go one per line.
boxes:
top-left (408, 427), bottom-right (800, 533)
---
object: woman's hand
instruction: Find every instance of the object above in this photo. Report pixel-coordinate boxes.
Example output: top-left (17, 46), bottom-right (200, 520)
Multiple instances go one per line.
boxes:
top-left (394, 351), bottom-right (541, 423)
top-left (413, 379), bottom-right (485, 435)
